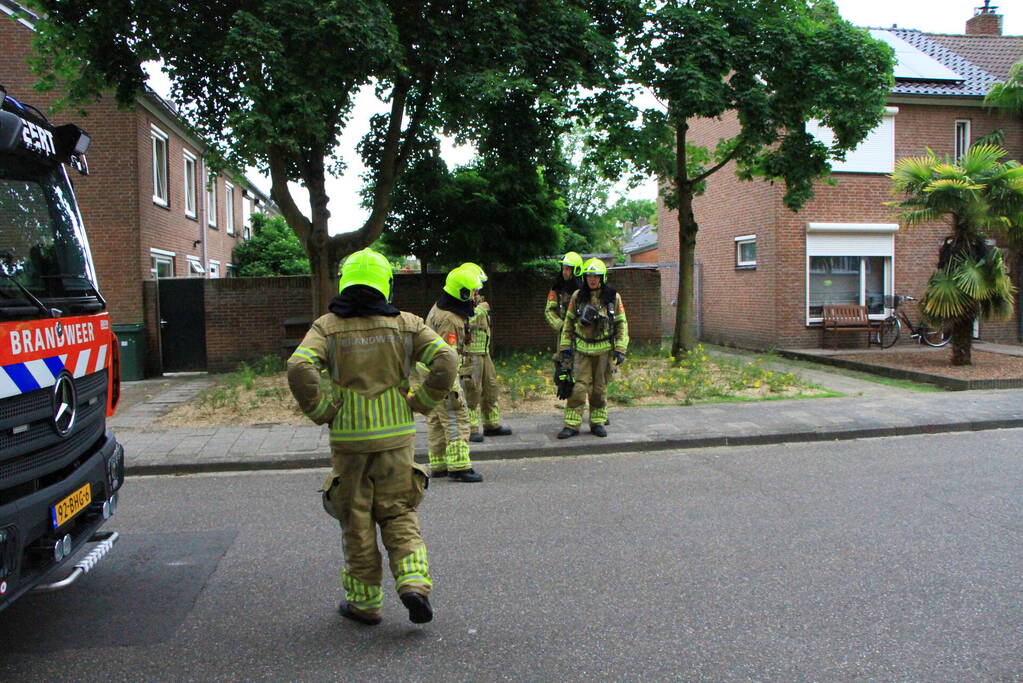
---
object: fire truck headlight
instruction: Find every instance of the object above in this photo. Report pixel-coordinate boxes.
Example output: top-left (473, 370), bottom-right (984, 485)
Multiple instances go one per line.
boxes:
top-left (107, 444), bottom-right (124, 491)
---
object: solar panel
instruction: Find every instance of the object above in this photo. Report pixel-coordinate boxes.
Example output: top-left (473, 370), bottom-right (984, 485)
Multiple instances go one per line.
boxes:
top-left (869, 29), bottom-right (964, 82)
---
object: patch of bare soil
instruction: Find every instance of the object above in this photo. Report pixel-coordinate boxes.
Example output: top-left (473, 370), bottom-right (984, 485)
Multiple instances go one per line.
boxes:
top-left (158, 375), bottom-right (308, 428)
top-left (834, 350), bottom-right (1023, 380)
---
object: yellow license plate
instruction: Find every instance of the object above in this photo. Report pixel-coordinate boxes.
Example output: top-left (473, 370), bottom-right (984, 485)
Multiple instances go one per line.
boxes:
top-left (52, 483), bottom-right (92, 529)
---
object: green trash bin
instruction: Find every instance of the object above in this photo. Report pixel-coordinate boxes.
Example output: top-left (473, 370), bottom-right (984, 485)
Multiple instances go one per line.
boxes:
top-left (112, 323), bottom-right (145, 381)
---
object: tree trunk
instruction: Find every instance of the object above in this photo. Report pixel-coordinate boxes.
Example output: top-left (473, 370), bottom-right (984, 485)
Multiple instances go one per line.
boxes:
top-left (670, 120), bottom-right (698, 361)
top-left (307, 231), bottom-right (337, 319)
top-left (305, 153), bottom-right (338, 317)
top-left (671, 188), bottom-right (698, 360)
top-left (950, 318), bottom-right (973, 365)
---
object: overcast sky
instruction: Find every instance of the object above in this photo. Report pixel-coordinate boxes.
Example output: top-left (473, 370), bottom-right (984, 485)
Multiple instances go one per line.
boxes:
top-left (148, 0), bottom-right (1020, 233)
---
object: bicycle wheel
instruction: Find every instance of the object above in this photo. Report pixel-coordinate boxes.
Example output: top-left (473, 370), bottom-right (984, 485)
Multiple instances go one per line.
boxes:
top-left (921, 325), bottom-right (951, 347)
top-left (877, 317), bottom-right (900, 348)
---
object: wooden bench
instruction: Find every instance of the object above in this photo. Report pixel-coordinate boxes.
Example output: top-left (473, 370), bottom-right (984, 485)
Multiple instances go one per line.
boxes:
top-left (821, 304), bottom-right (875, 349)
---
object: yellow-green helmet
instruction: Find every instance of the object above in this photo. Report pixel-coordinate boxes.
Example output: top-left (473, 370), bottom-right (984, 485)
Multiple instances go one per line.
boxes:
top-left (444, 265), bottom-right (483, 301)
top-left (460, 262), bottom-right (487, 284)
top-left (581, 257), bottom-right (607, 281)
top-left (338, 248), bottom-right (393, 300)
top-left (561, 251), bottom-right (583, 276)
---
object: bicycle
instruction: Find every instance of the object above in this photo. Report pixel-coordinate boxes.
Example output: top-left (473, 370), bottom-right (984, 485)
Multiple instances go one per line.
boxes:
top-left (876, 294), bottom-right (951, 348)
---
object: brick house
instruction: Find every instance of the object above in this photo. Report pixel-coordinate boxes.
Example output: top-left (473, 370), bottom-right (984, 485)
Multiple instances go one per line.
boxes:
top-left (1, 0), bottom-right (275, 331)
top-left (622, 219), bottom-right (659, 264)
top-left (658, 8), bottom-right (1023, 349)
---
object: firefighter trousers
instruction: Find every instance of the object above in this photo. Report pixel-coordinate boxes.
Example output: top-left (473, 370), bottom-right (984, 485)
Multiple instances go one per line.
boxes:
top-left (564, 351), bottom-right (613, 428)
top-left (465, 353), bottom-right (501, 431)
top-left (426, 385), bottom-right (472, 473)
top-left (323, 444), bottom-right (431, 615)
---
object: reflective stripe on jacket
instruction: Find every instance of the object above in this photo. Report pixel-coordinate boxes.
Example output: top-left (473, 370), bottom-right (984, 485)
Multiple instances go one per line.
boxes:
top-left (467, 299), bottom-right (491, 355)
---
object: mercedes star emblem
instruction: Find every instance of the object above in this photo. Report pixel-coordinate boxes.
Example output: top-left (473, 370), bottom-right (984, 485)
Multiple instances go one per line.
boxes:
top-left (52, 373), bottom-right (77, 436)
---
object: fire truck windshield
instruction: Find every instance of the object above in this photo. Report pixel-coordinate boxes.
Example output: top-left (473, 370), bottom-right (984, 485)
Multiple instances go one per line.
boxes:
top-left (0, 154), bottom-right (101, 319)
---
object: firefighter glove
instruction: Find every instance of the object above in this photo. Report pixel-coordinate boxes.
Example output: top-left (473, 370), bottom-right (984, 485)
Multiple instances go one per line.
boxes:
top-left (614, 351), bottom-right (625, 366)
top-left (555, 366), bottom-right (575, 400)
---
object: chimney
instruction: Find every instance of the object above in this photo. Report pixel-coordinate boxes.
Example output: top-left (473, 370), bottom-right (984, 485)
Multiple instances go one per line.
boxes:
top-left (966, 3), bottom-right (1003, 36)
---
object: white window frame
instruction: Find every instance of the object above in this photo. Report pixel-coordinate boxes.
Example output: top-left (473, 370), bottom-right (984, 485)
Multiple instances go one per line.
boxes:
top-left (225, 263), bottom-right (236, 278)
top-left (151, 125), bottom-right (169, 206)
top-left (208, 259), bottom-right (221, 279)
top-left (955, 119), bottom-right (971, 161)
top-left (805, 223), bottom-right (898, 325)
top-left (150, 248), bottom-right (176, 279)
top-left (735, 234), bottom-right (757, 268)
top-left (207, 170), bottom-right (218, 227)
top-left (187, 256), bottom-right (206, 277)
top-left (183, 150), bottom-right (197, 218)
top-left (225, 183), bottom-right (235, 235)
top-left (242, 195), bottom-right (252, 239)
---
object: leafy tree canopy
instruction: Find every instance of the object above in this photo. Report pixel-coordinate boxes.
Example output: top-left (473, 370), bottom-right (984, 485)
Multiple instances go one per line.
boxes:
top-left (232, 214), bottom-right (310, 277)
top-left (25, 0), bottom-right (640, 313)
top-left (380, 139), bottom-right (566, 271)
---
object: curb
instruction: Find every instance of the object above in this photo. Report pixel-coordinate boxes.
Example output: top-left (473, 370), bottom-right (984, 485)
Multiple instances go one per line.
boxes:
top-left (125, 417), bottom-right (1023, 476)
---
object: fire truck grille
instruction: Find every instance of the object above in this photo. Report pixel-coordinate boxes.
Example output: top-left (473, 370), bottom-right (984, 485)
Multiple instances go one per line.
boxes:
top-left (0, 371), bottom-right (109, 487)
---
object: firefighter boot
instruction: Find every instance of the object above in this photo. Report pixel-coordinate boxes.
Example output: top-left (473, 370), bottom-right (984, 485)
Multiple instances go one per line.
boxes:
top-left (400, 591), bottom-right (434, 624)
top-left (590, 423), bottom-right (607, 437)
top-left (483, 425), bottom-right (512, 436)
top-left (469, 431), bottom-right (484, 443)
top-left (338, 601), bottom-right (382, 626)
top-left (449, 468), bottom-right (483, 483)
top-left (557, 427), bottom-right (579, 439)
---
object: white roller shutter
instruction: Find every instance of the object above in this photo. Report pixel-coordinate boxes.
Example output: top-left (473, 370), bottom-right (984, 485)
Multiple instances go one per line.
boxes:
top-left (806, 107), bottom-right (898, 174)
top-left (806, 232), bottom-right (895, 257)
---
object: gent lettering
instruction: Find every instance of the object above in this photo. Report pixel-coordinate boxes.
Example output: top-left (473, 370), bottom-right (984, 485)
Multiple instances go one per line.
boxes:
top-left (20, 120), bottom-right (56, 157)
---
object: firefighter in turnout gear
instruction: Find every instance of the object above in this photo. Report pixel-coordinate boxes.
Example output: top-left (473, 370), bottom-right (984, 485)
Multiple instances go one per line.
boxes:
top-left (425, 265), bottom-right (485, 482)
top-left (545, 251), bottom-right (583, 335)
top-left (557, 258), bottom-right (629, 438)
top-left (460, 263), bottom-right (512, 442)
top-left (287, 248), bottom-right (457, 626)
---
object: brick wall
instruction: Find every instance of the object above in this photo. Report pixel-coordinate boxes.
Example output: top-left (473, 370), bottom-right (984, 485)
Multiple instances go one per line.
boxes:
top-left (663, 101), bottom-right (1023, 350)
top-left (141, 280), bottom-right (162, 376)
top-left (193, 269), bottom-right (661, 373)
top-left (628, 248), bottom-right (660, 264)
top-left (682, 110), bottom-right (780, 349)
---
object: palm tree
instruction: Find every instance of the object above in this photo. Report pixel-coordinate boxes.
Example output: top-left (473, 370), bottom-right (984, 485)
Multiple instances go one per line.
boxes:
top-left (889, 144), bottom-right (1023, 365)
top-left (968, 60), bottom-right (1023, 178)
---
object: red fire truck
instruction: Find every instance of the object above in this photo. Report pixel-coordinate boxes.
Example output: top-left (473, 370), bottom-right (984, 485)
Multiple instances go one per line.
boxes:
top-left (0, 85), bottom-right (124, 612)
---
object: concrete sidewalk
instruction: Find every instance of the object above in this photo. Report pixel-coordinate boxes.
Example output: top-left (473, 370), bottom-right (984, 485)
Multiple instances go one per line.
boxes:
top-left (111, 363), bottom-right (1023, 475)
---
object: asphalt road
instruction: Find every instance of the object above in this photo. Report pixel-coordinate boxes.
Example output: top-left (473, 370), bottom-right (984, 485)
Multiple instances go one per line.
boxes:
top-left (1, 430), bottom-right (1021, 681)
